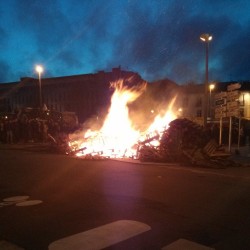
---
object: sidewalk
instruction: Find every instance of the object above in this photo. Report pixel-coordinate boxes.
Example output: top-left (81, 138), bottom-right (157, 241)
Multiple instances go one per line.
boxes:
top-left (231, 145), bottom-right (250, 156)
top-left (229, 145), bottom-right (250, 167)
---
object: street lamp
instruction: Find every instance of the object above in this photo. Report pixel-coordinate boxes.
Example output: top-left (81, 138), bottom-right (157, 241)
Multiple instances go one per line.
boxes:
top-left (35, 65), bottom-right (44, 109)
top-left (209, 83), bottom-right (215, 95)
top-left (200, 33), bottom-right (213, 126)
top-left (209, 83), bottom-right (215, 118)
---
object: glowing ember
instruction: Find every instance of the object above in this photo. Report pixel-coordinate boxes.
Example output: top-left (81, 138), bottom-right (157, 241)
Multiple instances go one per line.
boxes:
top-left (68, 79), bottom-right (177, 158)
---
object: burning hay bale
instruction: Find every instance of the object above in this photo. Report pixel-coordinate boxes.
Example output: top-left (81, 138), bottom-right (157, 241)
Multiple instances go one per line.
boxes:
top-left (138, 118), bottom-right (237, 168)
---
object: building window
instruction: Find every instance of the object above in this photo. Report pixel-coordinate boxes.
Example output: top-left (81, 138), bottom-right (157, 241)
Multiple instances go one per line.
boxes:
top-left (183, 96), bottom-right (188, 106)
top-left (196, 109), bottom-right (202, 117)
top-left (195, 97), bottom-right (202, 107)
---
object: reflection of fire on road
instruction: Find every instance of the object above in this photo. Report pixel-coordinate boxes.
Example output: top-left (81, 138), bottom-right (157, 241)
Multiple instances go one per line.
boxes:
top-left (68, 78), bottom-right (177, 159)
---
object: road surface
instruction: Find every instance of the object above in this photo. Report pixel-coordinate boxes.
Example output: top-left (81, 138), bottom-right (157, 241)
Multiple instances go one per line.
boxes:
top-left (1, 149), bottom-right (250, 249)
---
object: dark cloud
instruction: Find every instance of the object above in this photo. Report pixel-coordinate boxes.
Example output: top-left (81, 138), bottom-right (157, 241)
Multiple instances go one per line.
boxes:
top-left (219, 25), bottom-right (250, 81)
top-left (56, 50), bottom-right (83, 69)
top-left (109, 0), bottom-right (250, 83)
top-left (0, 0), bottom-right (249, 84)
top-left (0, 25), bottom-right (7, 40)
top-left (0, 61), bottom-right (12, 82)
top-left (15, 0), bottom-right (72, 44)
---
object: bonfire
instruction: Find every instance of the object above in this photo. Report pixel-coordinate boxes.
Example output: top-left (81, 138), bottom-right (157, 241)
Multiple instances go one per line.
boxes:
top-left (68, 78), bottom-right (177, 159)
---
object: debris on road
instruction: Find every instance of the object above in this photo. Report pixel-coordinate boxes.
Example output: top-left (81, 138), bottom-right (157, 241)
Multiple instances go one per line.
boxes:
top-left (138, 118), bottom-right (239, 168)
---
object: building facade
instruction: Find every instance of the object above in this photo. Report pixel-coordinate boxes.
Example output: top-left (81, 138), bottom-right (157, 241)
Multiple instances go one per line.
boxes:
top-left (179, 81), bottom-right (250, 125)
top-left (0, 67), bottom-right (143, 123)
top-left (0, 68), bottom-right (250, 125)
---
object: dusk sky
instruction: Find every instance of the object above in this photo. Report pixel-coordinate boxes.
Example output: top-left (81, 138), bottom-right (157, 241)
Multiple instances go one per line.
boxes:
top-left (0, 0), bottom-right (249, 84)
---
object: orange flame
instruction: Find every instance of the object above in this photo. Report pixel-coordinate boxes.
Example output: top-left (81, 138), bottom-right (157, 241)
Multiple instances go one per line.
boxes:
top-left (69, 79), bottom-right (177, 158)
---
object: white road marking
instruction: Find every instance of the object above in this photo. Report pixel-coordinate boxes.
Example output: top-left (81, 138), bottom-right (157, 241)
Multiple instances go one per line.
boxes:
top-left (16, 200), bottom-right (43, 206)
top-left (162, 238), bottom-right (215, 250)
top-left (49, 220), bottom-right (151, 250)
top-left (3, 196), bottom-right (29, 202)
top-left (0, 201), bottom-right (16, 206)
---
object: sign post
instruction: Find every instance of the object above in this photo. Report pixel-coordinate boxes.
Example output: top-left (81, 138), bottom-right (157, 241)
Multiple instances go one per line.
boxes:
top-left (212, 83), bottom-right (241, 150)
top-left (219, 117), bottom-right (222, 145)
top-left (226, 83), bottom-right (241, 152)
top-left (214, 91), bottom-right (227, 145)
top-left (238, 118), bottom-right (241, 149)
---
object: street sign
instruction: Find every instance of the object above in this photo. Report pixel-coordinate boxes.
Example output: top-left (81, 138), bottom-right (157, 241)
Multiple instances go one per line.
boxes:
top-left (227, 101), bottom-right (239, 109)
top-left (227, 90), bottom-right (239, 101)
top-left (227, 83), bottom-right (241, 91)
top-left (214, 92), bottom-right (227, 99)
top-left (227, 110), bottom-right (239, 117)
top-left (215, 112), bottom-right (227, 119)
top-left (215, 98), bottom-right (226, 106)
top-left (215, 106), bottom-right (227, 112)
top-left (215, 102), bottom-right (227, 119)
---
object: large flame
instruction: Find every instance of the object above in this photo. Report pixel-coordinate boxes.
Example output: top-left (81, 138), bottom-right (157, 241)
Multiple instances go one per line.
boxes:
top-left (69, 79), bottom-right (177, 158)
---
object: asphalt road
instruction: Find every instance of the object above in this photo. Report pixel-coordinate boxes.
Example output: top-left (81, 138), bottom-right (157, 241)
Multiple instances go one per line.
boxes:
top-left (1, 149), bottom-right (250, 249)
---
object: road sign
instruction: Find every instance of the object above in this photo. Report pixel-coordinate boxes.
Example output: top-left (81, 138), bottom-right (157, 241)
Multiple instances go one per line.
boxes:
top-left (227, 101), bottom-right (239, 109)
top-left (215, 98), bottom-right (226, 106)
top-left (215, 102), bottom-right (227, 119)
top-left (227, 110), bottom-right (239, 117)
top-left (227, 83), bottom-right (241, 91)
top-left (227, 90), bottom-right (239, 101)
top-left (214, 92), bottom-right (227, 99)
top-left (215, 112), bottom-right (227, 119)
top-left (215, 106), bottom-right (227, 112)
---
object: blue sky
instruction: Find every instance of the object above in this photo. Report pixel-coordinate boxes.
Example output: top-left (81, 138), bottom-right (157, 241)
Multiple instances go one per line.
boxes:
top-left (0, 0), bottom-right (249, 84)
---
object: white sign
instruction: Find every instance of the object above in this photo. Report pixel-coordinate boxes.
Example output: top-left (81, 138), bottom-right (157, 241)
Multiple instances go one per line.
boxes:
top-left (227, 83), bottom-right (241, 91)
top-left (227, 101), bottom-right (239, 109)
top-left (215, 106), bottom-right (227, 112)
top-left (227, 90), bottom-right (239, 101)
top-left (215, 112), bottom-right (227, 119)
top-left (215, 91), bottom-right (227, 99)
top-left (215, 98), bottom-right (226, 106)
top-left (227, 110), bottom-right (239, 117)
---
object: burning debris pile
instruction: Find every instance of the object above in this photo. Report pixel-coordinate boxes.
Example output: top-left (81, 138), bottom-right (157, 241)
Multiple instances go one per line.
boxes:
top-left (62, 78), bottom-right (237, 168)
top-left (138, 118), bottom-right (237, 168)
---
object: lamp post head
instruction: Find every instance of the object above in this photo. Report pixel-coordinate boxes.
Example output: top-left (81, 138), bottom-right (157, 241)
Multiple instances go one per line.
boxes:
top-left (200, 33), bottom-right (213, 42)
top-left (209, 83), bottom-right (215, 91)
top-left (35, 65), bottom-right (44, 74)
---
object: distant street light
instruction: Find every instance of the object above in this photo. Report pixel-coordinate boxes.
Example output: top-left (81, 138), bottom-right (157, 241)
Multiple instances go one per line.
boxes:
top-left (209, 83), bottom-right (215, 95)
top-left (178, 108), bottom-right (183, 118)
top-left (200, 33), bottom-right (213, 126)
top-left (209, 83), bottom-right (215, 118)
top-left (35, 65), bottom-right (44, 109)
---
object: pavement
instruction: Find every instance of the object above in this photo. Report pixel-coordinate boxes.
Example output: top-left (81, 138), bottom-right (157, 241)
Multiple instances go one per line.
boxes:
top-left (1, 142), bottom-right (250, 250)
top-left (229, 145), bottom-right (250, 167)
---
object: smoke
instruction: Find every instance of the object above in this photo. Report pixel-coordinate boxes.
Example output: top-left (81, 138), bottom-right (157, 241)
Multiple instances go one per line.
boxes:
top-left (129, 79), bottom-right (181, 130)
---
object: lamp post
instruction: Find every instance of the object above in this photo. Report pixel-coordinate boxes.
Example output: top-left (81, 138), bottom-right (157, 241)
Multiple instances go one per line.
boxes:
top-left (200, 33), bottom-right (212, 126)
top-left (209, 83), bottom-right (215, 119)
top-left (35, 65), bottom-right (44, 109)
